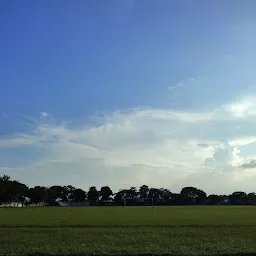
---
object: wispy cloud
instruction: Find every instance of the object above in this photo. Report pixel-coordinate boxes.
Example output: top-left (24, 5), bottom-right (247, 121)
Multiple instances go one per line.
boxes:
top-left (40, 112), bottom-right (49, 119)
top-left (1, 96), bottom-right (256, 193)
top-left (168, 83), bottom-right (185, 91)
top-left (168, 77), bottom-right (196, 93)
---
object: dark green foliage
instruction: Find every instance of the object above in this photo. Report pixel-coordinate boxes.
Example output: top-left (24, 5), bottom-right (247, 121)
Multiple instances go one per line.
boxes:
top-left (0, 175), bottom-right (28, 204)
top-left (87, 186), bottom-right (99, 205)
top-left (100, 186), bottom-right (113, 201)
top-left (1, 174), bottom-right (256, 206)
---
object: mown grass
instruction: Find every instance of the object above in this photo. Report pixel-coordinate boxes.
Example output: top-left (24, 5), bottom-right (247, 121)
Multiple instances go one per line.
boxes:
top-left (1, 206), bottom-right (256, 227)
top-left (0, 206), bottom-right (256, 256)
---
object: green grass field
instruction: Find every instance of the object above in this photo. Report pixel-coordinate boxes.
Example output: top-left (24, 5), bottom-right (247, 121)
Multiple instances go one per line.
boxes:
top-left (0, 206), bottom-right (256, 256)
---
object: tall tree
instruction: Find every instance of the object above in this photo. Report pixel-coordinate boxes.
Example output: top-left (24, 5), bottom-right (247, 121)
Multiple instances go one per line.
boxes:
top-left (72, 189), bottom-right (86, 202)
top-left (114, 191), bottom-right (123, 206)
top-left (0, 176), bottom-right (28, 204)
top-left (172, 193), bottom-right (182, 205)
top-left (196, 189), bottom-right (207, 204)
top-left (62, 185), bottom-right (76, 201)
top-left (229, 191), bottom-right (247, 205)
top-left (160, 188), bottom-right (172, 200)
top-left (45, 186), bottom-right (63, 204)
top-left (139, 185), bottom-right (149, 198)
top-left (87, 186), bottom-right (99, 205)
top-left (0, 175), bottom-right (10, 203)
top-left (7, 180), bottom-right (28, 202)
top-left (148, 188), bottom-right (162, 205)
top-left (100, 186), bottom-right (113, 201)
top-left (180, 187), bottom-right (207, 205)
top-left (207, 194), bottom-right (220, 205)
top-left (245, 192), bottom-right (256, 205)
top-left (28, 186), bottom-right (47, 203)
top-left (128, 187), bottom-right (137, 199)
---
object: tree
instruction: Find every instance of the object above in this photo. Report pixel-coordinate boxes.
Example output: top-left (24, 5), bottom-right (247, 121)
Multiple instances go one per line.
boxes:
top-left (229, 191), bottom-right (247, 205)
top-left (45, 186), bottom-right (63, 204)
top-left (28, 186), bottom-right (47, 204)
top-left (159, 188), bottom-right (172, 200)
top-left (3, 173), bottom-right (256, 207)
top-left (100, 186), bottom-right (113, 201)
top-left (196, 189), bottom-right (207, 204)
top-left (127, 187), bottom-right (137, 199)
top-left (114, 191), bottom-right (123, 206)
top-left (7, 180), bottom-right (28, 203)
top-left (207, 194), bottom-right (220, 205)
top-left (172, 193), bottom-right (182, 205)
top-left (72, 189), bottom-right (86, 202)
top-left (121, 187), bottom-right (138, 205)
top-left (0, 175), bottom-right (28, 204)
top-left (180, 187), bottom-right (207, 205)
top-left (62, 185), bottom-right (76, 201)
top-left (148, 188), bottom-right (162, 205)
top-left (0, 175), bottom-right (10, 203)
top-left (0, 174), bottom-right (10, 183)
top-left (139, 185), bottom-right (149, 198)
top-left (180, 187), bottom-right (198, 204)
top-left (245, 193), bottom-right (256, 205)
top-left (87, 186), bottom-right (99, 205)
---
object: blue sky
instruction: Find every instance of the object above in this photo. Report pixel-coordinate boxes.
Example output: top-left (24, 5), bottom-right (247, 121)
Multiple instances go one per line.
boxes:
top-left (1, 0), bottom-right (256, 194)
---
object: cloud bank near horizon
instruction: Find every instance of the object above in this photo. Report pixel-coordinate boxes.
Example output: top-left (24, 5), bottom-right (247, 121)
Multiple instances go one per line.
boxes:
top-left (1, 95), bottom-right (256, 194)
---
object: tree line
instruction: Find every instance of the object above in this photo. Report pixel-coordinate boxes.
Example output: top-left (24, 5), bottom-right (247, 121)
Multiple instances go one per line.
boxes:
top-left (1, 174), bottom-right (256, 206)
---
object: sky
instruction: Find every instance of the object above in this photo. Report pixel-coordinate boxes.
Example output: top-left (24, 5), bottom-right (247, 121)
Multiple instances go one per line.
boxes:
top-left (1, 0), bottom-right (256, 194)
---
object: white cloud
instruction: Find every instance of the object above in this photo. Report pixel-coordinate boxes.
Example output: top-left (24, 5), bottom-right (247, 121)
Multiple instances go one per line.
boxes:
top-left (168, 83), bottom-right (184, 91)
top-left (229, 137), bottom-right (256, 146)
top-left (224, 96), bottom-right (256, 118)
top-left (204, 143), bottom-right (244, 171)
top-left (1, 96), bottom-right (256, 193)
top-left (40, 112), bottom-right (49, 120)
top-left (0, 134), bottom-right (37, 149)
top-left (168, 77), bottom-right (197, 92)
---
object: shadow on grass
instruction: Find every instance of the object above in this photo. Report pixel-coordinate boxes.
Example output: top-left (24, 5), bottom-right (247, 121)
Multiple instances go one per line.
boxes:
top-left (24, 253), bottom-right (256, 256)
top-left (1, 224), bottom-right (256, 228)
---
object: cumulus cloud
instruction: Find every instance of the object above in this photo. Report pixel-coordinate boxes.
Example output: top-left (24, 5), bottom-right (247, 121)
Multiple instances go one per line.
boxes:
top-left (1, 96), bottom-right (256, 193)
top-left (204, 143), bottom-right (244, 171)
